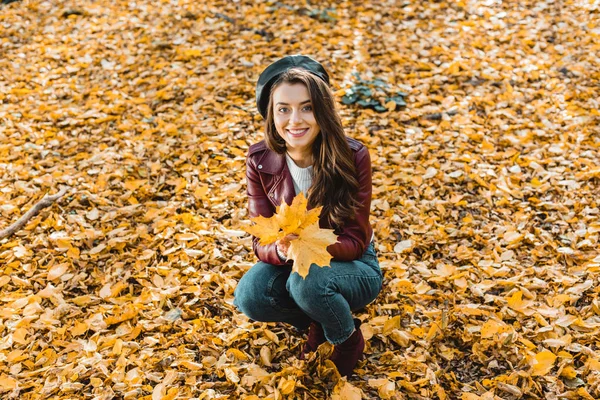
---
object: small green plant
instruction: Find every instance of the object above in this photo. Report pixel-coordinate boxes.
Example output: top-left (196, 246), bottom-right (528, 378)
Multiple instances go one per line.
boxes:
top-left (305, 7), bottom-right (337, 23)
top-left (341, 73), bottom-right (407, 112)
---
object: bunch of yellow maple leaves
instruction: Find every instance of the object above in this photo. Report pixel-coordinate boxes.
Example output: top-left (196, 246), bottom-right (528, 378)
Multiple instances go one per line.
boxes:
top-left (244, 193), bottom-right (337, 279)
top-left (1, 0), bottom-right (599, 399)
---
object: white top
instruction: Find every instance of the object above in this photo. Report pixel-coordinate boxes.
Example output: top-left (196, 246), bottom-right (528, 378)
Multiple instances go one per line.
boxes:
top-left (285, 153), bottom-right (313, 196)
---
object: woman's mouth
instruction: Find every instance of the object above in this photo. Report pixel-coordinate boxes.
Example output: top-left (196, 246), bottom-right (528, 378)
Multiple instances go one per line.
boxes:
top-left (287, 128), bottom-right (309, 137)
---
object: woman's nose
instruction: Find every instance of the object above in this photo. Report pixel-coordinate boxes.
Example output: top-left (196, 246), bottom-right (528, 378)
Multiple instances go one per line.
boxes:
top-left (290, 109), bottom-right (303, 124)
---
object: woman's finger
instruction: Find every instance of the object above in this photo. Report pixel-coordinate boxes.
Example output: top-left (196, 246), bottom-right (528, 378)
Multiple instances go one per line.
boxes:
top-left (276, 239), bottom-right (289, 250)
top-left (279, 234), bottom-right (297, 245)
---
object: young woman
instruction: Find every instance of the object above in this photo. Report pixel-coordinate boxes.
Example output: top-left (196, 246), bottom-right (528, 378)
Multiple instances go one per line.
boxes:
top-left (234, 55), bottom-right (382, 377)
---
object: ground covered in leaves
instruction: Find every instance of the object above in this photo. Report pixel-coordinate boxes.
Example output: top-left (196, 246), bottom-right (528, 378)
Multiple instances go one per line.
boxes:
top-left (1, 0), bottom-right (599, 399)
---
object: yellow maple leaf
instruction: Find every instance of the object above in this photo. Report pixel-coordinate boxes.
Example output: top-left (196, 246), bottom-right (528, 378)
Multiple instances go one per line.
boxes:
top-left (279, 378), bottom-right (296, 395)
top-left (480, 319), bottom-right (510, 339)
top-left (276, 192), bottom-right (322, 235)
top-left (331, 380), bottom-right (363, 400)
top-left (0, 375), bottom-right (17, 391)
top-left (244, 193), bottom-right (338, 277)
top-left (245, 193), bottom-right (322, 245)
top-left (105, 304), bottom-right (139, 326)
top-left (288, 221), bottom-right (338, 278)
top-left (507, 290), bottom-right (531, 311)
top-left (560, 365), bottom-right (577, 379)
top-left (531, 350), bottom-right (556, 376)
top-left (244, 214), bottom-right (282, 245)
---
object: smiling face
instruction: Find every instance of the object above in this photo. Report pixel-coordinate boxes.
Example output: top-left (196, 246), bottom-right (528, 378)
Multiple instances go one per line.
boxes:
top-left (272, 82), bottom-right (321, 164)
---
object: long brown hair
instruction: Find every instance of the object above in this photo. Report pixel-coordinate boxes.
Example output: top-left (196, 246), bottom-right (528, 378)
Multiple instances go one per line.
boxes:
top-left (264, 68), bottom-right (360, 228)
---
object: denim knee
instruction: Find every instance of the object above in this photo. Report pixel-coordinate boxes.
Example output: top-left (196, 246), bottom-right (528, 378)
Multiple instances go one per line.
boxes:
top-left (234, 263), bottom-right (269, 320)
top-left (234, 262), bottom-right (299, 323)
top-left (233, 277), bottom-right (263, 322)
top-left (286, 272), bottom-right (329, 315)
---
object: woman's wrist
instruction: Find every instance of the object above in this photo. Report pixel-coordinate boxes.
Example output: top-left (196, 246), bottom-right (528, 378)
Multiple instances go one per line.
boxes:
top-left (276, 244), bottom-right (287, 261)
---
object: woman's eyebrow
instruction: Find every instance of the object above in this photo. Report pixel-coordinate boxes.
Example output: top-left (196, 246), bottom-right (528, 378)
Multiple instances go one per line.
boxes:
top-left (275, 100), bottom-right (312, 105)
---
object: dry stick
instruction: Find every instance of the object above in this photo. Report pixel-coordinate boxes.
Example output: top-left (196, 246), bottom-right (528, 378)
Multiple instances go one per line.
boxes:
top-left (0, 187), bottom-right (69, 240)
top-left (496, 382), bottom-right (523, 397)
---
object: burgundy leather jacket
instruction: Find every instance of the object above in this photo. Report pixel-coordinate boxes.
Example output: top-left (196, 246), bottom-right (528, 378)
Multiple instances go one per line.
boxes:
top-left (246, 137), bottom-right (373, 265)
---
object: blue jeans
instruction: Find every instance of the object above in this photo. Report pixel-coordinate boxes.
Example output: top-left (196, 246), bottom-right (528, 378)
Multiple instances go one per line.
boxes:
top-left (234, 242), bottom-right (382, 345)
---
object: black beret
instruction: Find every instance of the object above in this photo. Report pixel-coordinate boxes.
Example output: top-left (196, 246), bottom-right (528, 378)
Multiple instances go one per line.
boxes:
top-left (256, 55), bottom-right (330, 118)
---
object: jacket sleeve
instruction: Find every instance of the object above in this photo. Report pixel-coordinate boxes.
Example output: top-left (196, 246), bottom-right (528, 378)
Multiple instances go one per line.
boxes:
top-left (246, 155), bottom-right (288, 265)
top-left (326, 146), bottom-right (373, 261)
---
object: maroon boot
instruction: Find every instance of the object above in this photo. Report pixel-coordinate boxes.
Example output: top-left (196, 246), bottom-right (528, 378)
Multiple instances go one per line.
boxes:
top-left (330, 319), bottom-right (365, 377)
top-left (299, 321), bottom-right (326, 360)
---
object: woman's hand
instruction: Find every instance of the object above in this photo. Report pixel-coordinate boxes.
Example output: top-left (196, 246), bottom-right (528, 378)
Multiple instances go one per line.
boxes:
top-left (275, 234), bottom-right (299, 257)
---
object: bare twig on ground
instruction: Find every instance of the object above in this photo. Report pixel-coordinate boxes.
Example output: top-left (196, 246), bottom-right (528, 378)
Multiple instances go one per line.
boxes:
top-left (0, 187), bottom-right (69, 240)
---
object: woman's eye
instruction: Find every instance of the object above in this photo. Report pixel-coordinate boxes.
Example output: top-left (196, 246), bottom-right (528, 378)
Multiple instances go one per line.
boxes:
top-left (277, 106), bottom-right (312, 113)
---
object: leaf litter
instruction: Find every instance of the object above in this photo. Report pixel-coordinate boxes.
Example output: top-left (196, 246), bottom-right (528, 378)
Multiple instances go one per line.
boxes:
top-left (0, 0), bottom-right (599, 399)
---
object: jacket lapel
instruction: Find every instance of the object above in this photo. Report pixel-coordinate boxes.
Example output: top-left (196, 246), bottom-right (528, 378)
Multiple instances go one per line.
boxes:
top-left (257, 150), bottom-right (296, 207)
top-left (279, 168), bottom-right (295, 206)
